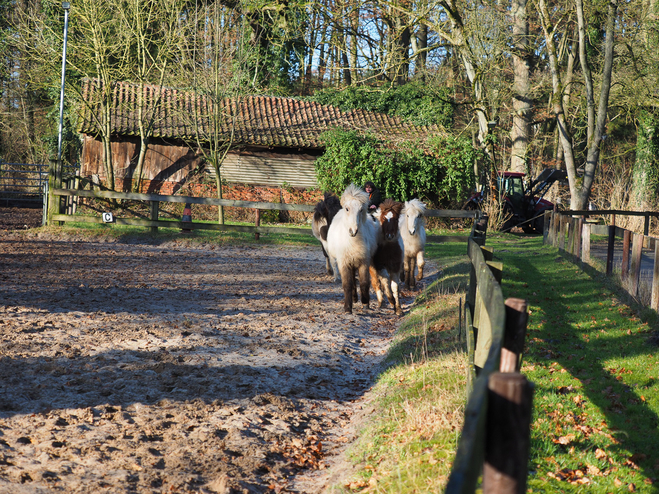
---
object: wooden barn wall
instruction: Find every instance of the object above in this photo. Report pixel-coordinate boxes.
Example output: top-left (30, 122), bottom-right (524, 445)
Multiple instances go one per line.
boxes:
top-left (80, 135), bottom-right (203, 184)
top-left (80, 136), bottom-right (320, 189)
top-left (207, 148), bottom-right (319, 188)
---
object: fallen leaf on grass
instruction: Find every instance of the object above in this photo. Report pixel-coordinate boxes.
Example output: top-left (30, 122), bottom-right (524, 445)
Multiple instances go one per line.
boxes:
top-left (554, 434), bottom-right (576, 445)
top-left (345, 480), bottom-right (369, 490)
top-left (595, 448), bottom-right (608, 460)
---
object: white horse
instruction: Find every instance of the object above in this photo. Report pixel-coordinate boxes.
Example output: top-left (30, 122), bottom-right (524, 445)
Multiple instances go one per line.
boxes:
top-left (399, 198), bottom-right (427, 289)
top-left (327, 184), bottom-right (378, 313)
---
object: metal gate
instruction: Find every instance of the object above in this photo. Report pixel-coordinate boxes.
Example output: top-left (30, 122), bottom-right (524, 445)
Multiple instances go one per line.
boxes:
top-left (0, 161), bottom-right (77, 206)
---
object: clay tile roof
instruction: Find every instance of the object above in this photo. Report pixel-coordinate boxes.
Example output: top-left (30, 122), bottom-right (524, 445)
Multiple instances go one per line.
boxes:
top-left (78, 79), bottom-right (440, 149)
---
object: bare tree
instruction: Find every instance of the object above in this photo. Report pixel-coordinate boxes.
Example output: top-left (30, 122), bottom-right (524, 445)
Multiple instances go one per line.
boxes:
top-left (116, 0), bottom-right (183, 192)
top-left (538, 0), bottom-right (618, 210)
top-left (179, 1), bottom-right (243, 224)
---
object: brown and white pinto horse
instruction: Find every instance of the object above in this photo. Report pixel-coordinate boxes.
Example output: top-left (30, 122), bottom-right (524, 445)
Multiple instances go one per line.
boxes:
top-left (370, 198), bottom-right (404, 315)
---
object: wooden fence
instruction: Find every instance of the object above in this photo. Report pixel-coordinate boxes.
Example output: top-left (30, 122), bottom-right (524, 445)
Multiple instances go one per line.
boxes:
top-left (446, 218), bottom-right (533, 494)
top-left (47, 186), bottom-right (481, 242)
top-left (544, 209), bottom-right (659, 310)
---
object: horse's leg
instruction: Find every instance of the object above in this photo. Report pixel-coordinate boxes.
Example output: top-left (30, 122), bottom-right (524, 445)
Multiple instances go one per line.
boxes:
top-left (358, 263), bottom-right (370, 309)
top-left (381, 271), bottom-right (394, 307)
top-left (416, 250), bottom-right (425, 281)
top-left (370, 265), bottom-right (383, 308)
top-left (330, 255), bottom-right (340, 282)
top-left (340, 265), bottom-right (354, 313)
top-left (408, 256), bottom-right (417, 289)
top-left (351, 267), bottom-right (360, 303)
top-left (320, 244), bottom-right (333, 276)
top-left (390, 271), bottom-right (403, 316)
top-left (403, 256), bottom-right (411, 288)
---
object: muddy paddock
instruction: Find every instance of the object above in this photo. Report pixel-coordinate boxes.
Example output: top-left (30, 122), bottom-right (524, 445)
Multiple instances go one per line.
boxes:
top-left (0, 213), bottom-right (436, 493)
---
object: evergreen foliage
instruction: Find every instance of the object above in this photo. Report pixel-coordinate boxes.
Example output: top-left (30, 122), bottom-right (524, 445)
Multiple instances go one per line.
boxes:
top-left (635, 110), bottom-right (659, 199)
top-left (309, 83), bottom-right (454, 128)
top-left (314, 128), bottom-right (482, 206)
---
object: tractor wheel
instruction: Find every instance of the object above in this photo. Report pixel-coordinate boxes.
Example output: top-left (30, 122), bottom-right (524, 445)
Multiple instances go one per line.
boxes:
top-left (533, 210), bottom-right (549, 233)
top-left (501, 204), bottom-right (516, 232)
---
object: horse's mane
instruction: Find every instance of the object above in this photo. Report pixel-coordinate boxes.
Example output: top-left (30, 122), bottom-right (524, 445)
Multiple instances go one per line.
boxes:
top-left (404, 198), bottom-right (427, 216)
top-left (379, 198), bottom-right (403, 222)
top-left (313, 192), bottom-right (342, 223)
top-left (340, 184), bottom-right (369, 207)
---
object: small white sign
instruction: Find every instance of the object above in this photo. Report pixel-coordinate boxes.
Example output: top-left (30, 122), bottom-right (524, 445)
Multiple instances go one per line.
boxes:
top-left (102, 212), bottom-right (114, 223)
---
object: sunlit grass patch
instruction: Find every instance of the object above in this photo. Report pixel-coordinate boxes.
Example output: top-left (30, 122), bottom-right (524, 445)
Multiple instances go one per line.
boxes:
top-left (490, 234), bottom-right (659, 493)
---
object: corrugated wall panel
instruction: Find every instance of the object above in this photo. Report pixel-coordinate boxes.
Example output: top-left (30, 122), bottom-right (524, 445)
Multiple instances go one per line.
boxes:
top-left (208, 153), bottom-right (318, 188)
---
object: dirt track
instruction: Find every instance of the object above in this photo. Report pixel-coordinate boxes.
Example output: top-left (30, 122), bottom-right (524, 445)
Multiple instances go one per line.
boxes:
top-left (0, 212), bottom-right (433, 493)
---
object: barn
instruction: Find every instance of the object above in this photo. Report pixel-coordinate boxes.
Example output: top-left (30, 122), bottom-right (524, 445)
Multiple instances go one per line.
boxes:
top-left (77, 78), bottom-right (440, 195)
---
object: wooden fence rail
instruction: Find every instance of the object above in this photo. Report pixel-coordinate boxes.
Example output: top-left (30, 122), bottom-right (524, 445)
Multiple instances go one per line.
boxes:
top-left (544, 210), bottom-right (659, 311)
top-left (446, 220), bottom-right (532, 494)
top-left (48, 187), bottom-right (481, 242)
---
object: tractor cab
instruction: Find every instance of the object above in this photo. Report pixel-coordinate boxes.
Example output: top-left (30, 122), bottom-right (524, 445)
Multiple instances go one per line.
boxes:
top-left (497, 172), bottom-right (526, 211)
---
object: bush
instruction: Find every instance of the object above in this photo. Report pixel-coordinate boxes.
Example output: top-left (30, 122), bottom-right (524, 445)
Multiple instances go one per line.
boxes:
top-left (314, 129), bottom-right (483, 207)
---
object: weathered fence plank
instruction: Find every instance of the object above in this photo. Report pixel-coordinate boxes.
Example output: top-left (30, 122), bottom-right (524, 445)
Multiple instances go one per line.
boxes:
top-left (652, 243), bottom-right (659, 311)
top-left (630, 233), bottom-right (643, 297)
top-left (500, 299), bottom-right (528, 374)
top-left (607, 222), bottom-right (616, 276)
top-left (581, 223), bottom-right (591, 264)
top-left (622, 230), bottom-right (631, 280)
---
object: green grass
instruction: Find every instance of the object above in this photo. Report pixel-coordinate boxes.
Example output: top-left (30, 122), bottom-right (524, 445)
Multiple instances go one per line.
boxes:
top-left (40, 221), bottom-right (318, 247)
top-left (489, 233), bottom-right (659, 493)
top-left (339, 233), bottom-right (659, 493)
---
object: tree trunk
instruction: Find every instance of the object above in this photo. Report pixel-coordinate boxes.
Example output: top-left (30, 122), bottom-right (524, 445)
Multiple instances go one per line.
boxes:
top-left (510, 0), bottom-right (531, 173)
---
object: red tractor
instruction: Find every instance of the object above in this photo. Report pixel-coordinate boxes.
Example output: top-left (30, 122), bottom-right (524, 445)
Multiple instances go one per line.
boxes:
top-left (464, 168), bottom-right (567, 233)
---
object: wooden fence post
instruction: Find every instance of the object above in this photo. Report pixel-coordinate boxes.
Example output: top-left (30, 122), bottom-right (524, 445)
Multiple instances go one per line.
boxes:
top-left (574, 217), bottom-right (582, 259)
top-left (630, 233), bottom-right (643, 297)
top-left (551, 211), bottom-right (559, 248)
top-left (652, 242), bottom-right (659, 311)
top-left (581, 222), bottom-right (591, 264)
top-left (149, 201), bottom-right (159, 234)
top-left (255, 208), bottom-right (261, 241)
top-left (606, 216), bottom-right (616, 276)
top-left (559, 216), bottom-right (567, 251)
top-left (622, 230), bottom-right (631, 281)
top-left (500, 299), bottom-right (528, 373)
top-left (483, 373), bottom-right (534, 494)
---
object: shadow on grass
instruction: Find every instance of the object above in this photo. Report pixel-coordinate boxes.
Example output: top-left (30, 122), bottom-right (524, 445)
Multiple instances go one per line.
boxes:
top-left (496, 240), bottom-right (659, 482)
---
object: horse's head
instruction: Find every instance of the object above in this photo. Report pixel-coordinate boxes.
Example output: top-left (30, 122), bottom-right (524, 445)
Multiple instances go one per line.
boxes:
top-left (341, 184), bottom-right (369, 237)
top-left (402, 199), bottom-right (427, 235)
top-left (378, 198), bottom-right (403, 242)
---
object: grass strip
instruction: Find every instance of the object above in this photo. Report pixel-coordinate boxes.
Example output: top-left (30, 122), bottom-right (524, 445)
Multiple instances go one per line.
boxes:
top-left (489, 234), bottom-right (659, 493)
top-left (336, 241), bottom-right (471, 492)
